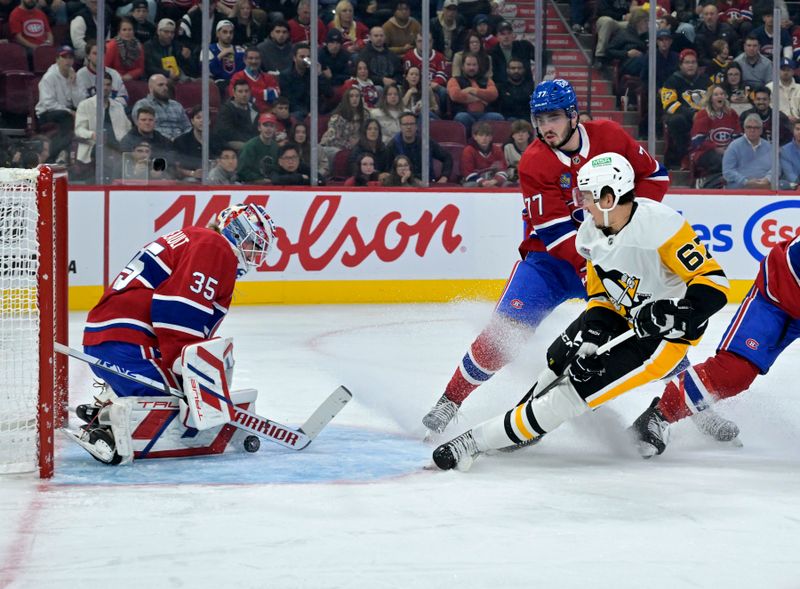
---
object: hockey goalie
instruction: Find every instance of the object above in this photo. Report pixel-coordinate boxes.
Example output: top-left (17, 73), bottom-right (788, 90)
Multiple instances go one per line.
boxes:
top-left (67, 204), bottom-right (276, 465)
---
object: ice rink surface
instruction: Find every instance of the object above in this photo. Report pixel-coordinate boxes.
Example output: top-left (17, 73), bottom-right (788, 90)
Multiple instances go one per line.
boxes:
top-left (2, 300), bottom-right (799, 588)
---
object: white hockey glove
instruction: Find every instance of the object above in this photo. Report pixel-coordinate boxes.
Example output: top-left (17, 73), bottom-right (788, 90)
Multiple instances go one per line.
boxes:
top-left (632, 298), bottom-right (693, 340)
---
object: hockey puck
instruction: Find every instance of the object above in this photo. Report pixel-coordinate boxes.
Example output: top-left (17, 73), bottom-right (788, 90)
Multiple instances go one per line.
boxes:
top-left (243, 435), bottom-right (261, 453)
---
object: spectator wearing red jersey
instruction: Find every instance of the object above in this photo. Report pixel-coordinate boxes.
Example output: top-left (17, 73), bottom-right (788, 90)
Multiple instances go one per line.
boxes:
top-left (329, 0), bottom-right (368, 54)
top-left (717, 0), bottom-right (753, 37)
top-left (228, 47), bottom-right (280, 112)
top-left (447, 52), bottom-right (503, 133)
top-left (8, 0), bottom-right (53, 53)
top-left (288, 0), bottom-right (326, 44)
top-left (383, 0), bottom-right (420, 56)
top-left (460, 122), bottom-right (507, 187)
top-left (342, 59), bottom-right (381, 108)
top-left (105, 17), bottom-right (146, 81)
top-left (158, 0), bottom-right (199, 24)
top-left (690, 84), bottom-right (742, 188)
top-left (402, 32), bottom-right (449, 105)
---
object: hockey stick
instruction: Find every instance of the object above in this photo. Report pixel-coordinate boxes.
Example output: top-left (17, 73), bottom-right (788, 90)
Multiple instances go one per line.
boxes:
top-left (54, 343), bottom-right (352, 451)
top-left (517, 329), bottom-right (637, 405)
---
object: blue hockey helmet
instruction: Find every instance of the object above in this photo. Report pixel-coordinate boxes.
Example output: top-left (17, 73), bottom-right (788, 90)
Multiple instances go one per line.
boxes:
top-left (529, 79), bottom-right (579, 118)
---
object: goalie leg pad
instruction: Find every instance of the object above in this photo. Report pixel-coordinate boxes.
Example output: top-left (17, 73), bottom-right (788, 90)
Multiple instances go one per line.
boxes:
top-left (129, 388), bottom-right (259, 459)
top-left (180, 338), bottom-right (237, 431)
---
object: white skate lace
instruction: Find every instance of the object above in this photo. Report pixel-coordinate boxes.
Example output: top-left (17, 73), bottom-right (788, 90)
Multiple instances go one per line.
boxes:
top-left (448, 431), bottom-right (479, 462)
top-left (691, 409), bottom-right (739, 442)
top-left (423, 397), bottom-right (459, 432)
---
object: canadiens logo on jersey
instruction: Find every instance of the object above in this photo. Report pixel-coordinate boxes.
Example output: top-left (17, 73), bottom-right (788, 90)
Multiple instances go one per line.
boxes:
top-left (595, 266), bottom-right (644, 312)
top-left (709, 127), bottom-right (734, 144)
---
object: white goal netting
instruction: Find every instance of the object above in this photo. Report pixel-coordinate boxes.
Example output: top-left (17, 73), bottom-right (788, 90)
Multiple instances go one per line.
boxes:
top-left (0, 168), bottom-right (44, 474)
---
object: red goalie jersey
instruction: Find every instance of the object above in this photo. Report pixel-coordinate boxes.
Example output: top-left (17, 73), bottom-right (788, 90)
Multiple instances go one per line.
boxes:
top-left (83, 227), bottom-right (240, 372)
top-left (517, 119), bottom-right (670, 274)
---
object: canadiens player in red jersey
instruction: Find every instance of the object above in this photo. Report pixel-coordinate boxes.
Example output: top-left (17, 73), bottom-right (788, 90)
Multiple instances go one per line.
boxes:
top-left (631, 235), bottom-right (800, 457)
top-left (421, 78), bottom-right (670, 435)
top-left (73, 203), bottom-right (276, 464)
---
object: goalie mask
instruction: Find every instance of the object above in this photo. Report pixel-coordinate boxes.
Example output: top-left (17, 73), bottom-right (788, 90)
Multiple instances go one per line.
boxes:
top-left (576, 152), bottom-right (635, 227)
top-left (218, 203), bottom-right (276, 271)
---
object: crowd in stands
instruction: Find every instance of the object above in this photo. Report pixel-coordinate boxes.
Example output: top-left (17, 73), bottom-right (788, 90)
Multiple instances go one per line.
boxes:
top-left (6, 0), bottom-right (800, 189)
top-left (0, 0), bottom-right (541, 186)
top-left (598, 0), bottom-right (800, 188)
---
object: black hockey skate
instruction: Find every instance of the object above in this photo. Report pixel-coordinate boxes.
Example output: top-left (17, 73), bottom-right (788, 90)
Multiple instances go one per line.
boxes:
top-left (432, 431), bottom-right (480, 471)
top-left (629, 397), bottom-right (670, 458)
top-left (67, 425), bottom-right (124, 465)
top-left (422, 394), bottom-right (460, 434)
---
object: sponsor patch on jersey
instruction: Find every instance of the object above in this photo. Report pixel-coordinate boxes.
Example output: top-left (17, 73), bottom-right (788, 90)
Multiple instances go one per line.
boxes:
top-left (511, 299), bottom-right (524, 309)
top-left (746, 338), bottom-right (759, 350)
top-left (559, 173), bottom-right (572, 189)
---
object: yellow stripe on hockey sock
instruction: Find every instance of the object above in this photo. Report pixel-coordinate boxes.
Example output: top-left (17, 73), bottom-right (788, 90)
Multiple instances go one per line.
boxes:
top-left (514, 404), bottom-right (534, 440)
top-left (586, 342), bottom-right (688, 409)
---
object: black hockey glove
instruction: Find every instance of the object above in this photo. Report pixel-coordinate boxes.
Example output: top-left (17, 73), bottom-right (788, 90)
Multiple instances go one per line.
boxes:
top-left (633, 298), bottom-right (693, 340)
top-left (568, 324), bottom-right (608, 383)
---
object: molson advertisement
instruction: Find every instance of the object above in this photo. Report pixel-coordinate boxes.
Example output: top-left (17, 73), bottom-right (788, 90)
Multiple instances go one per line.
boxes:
top-left (66, 187), bottom-right (800, 309)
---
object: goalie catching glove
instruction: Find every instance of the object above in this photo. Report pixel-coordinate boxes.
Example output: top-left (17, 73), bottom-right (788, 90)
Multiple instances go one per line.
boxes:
top-left (632, 298), bottom-right (695, 341)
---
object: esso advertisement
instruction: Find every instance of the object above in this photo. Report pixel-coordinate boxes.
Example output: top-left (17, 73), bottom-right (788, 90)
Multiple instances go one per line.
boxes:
top-left (743, 200), bottom-right (800, 260)
top-left (106, 189), bottom-right (523, 282)
top-left (665, 194), bottom-right (800, 279)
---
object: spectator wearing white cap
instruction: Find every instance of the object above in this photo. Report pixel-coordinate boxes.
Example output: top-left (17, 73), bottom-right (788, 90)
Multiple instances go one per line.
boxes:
top-left (144, 18), bottom-right (195, 81)
top-left (208, 19), bottom-right (246, 84)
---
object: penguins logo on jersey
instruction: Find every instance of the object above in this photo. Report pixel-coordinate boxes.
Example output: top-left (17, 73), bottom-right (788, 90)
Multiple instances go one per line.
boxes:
top-left (595, 266), bottom-right (645, 312)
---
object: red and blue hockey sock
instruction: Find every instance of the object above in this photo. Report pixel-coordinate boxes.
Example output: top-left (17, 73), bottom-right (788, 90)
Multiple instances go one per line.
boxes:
top-left (658, 351), bottom-right (759, 423)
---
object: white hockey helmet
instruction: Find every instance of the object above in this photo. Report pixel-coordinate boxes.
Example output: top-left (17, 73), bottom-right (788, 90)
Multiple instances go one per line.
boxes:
top-left (577, 152), bottom-right (636, 207)
top-left (217, 203), bottom-right (276, 269)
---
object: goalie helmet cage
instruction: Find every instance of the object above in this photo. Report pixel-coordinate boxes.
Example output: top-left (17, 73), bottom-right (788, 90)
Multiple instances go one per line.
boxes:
top-left (0, 165), bottom-right (68, 479)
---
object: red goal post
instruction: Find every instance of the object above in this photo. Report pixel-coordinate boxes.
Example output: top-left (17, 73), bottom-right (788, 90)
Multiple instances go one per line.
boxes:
top-left (0, 165), bottom-right (68, 479)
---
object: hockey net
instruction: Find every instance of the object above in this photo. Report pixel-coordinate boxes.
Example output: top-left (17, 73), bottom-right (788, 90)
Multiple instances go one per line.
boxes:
top-left (0, 166), bottom-right (68, 478)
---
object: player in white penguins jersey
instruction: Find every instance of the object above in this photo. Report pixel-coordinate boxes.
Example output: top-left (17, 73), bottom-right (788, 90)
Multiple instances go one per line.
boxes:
top-left (433, 152), bottom-right (730, 471)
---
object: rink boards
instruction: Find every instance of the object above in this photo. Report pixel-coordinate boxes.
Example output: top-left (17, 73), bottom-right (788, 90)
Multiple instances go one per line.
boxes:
top-left (65, 186), bottom-right (800, 309)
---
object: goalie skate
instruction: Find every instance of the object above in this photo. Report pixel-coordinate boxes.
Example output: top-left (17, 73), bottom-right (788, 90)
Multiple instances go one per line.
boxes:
top-left (432, 430), bottom-right (480, 471)
top-left (629, 397), bottom-right (670, 458)
top-left (422, 394), bottom-right (460, 435)
top-left (691, 408), bottom-right (742, 446)
top-left (62, 426), bottom-right (123, 465)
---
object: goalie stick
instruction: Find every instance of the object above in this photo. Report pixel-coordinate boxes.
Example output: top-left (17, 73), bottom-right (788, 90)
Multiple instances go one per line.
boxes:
top-left (54, 343), bottom-right (352, 451)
